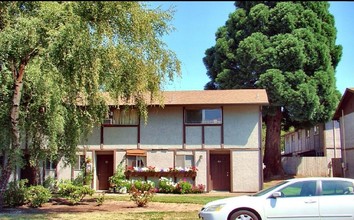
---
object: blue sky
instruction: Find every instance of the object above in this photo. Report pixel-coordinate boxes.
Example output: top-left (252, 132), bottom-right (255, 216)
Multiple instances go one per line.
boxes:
top-left (147, 1), bottom-right (353, 95)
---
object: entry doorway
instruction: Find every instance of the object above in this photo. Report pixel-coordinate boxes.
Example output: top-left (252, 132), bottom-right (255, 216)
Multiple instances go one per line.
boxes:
top-left (210, 153), bottom-right (230, 191)
top-left (96, 154), bottom-right (114, 190)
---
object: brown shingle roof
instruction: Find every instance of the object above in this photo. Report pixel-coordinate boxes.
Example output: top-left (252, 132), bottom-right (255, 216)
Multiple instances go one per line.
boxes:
top-left (104, 89), bottom-right (268, 106)
top-left (333, 88), bottom-right (354, 120)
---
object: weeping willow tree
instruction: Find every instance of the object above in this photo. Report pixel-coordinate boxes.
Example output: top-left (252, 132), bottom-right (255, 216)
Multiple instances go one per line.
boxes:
top-left (0, 1), bottom-right (180, 208)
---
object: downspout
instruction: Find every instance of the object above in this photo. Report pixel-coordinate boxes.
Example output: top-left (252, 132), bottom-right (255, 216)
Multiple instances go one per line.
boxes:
top-left (259, 106), bottom-right (263, 190)
top-left (341, 110), bottom-right (346, 177)
top-left (333, 120), bottom-right (336, 159)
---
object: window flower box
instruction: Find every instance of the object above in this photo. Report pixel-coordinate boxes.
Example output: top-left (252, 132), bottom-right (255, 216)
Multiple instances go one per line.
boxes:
top-left (124, 166), bottom-right (197, 181)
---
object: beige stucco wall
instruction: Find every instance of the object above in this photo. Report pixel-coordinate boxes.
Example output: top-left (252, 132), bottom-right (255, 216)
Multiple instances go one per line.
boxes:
top-left (232, 150), bottom-right (261, 192)
top-left (342, 112), bottom-right (354, 178)
top-left (104, 127), bottom-right (138, 148)
top-left (56, 159), bottom-right (72, 181)
top-left (224, 105), bottom-right (259, 149)
top-left (342, 112), bottom-right (354, 149)
top-left (17, 103), bottom-right (263, 192)
top-left (204, 126), bottom-right (222, 148)
top-left (140, 106), bottom-right (183, 149)
top-left (147, 150), bottom-right (174, 169)
top-left (81, 126), bottom-right (101, 146)
top-left (194, 151), bottom-right (207, 189)
top-left (185, 126), bottom-right (202, 148)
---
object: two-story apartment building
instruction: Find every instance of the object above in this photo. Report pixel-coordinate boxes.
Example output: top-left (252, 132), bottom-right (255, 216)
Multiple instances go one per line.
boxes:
top-left (333, 88), bottom-right (354, 178)
top-left (43, 89), bottom-right (268, 193)
top-left (282, 121), bottom-right (342, 177)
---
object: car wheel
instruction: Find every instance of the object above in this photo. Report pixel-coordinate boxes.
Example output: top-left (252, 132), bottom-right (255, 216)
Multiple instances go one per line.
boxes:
top-left (229, 210), bottom-right (259, 220)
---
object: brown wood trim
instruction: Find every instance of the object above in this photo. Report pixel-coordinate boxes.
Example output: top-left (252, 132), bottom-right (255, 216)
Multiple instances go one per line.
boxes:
top-left (221, 106), bottom-right (224, 147)
top-left (230, 152), bottom-right (233, 192)
top-left (113, 149), bottom-right (116, 173)
top-left (185, 124), bottom-right (222, 127)
top-left (102, 124), bottom-right (139, 127)
top-left (202, 126), bottom-right (205, 149)
top-left (138, 117), bottom-right (141, 148)
top-left (258, 106), bottom-right (263, 190)
top-left (206, 150), bottom-right (211, 192)
top-left (100, 125), bottom-right (103, 145)
top-left (183, 106), bottom-right (186, 149)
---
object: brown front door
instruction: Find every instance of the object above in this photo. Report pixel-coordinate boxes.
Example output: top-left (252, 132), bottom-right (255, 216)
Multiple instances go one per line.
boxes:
top-left (20, 154), bottom-right (36, 186)
top-left (96, 154), bottom-right (114, 190)
top-left (210, 154), bottom-right (230, 191)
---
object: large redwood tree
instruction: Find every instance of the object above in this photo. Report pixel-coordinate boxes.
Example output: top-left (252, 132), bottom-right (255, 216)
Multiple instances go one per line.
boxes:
top-left (203, 1), bottom-right (342, 179)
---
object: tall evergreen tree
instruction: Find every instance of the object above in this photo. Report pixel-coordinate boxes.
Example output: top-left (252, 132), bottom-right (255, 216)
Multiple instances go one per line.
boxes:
top-left (203, 1), bottom-right (342, 179)
top-left (0, 1), bottom-right (180, 208)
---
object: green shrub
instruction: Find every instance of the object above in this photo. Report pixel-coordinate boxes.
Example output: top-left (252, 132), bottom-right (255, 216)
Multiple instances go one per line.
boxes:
top-left (57, 180), bottom-right (94, 205)
top-left (129, 180), bottom-right (155, 207)
top-left (158, 177), bottom-right (175, 193)
top-left (25, 185), bottom-right (51, 208)
top-left (4, 179), bottom-right (28, 207)
top-left (43, 176), bottom-right (58, 193)
top-left (109, 164), bottom-right (128, 193)
top-left (191, 184), bottom-right (205, 193)
top-left (174, 180), bottom-right (192, 194)
top-left (96, 192), bottom-right (105, 206)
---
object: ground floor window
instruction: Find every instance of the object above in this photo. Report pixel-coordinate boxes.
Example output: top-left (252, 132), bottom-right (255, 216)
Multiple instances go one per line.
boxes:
top-left (175, 155), bottom-right (194, 168)
top-left (127, 156), bottom-right (146, 168)
top-left (45, 159), bottom-right (58, 170)
top-left (75, 155), bottom-right (86, 170)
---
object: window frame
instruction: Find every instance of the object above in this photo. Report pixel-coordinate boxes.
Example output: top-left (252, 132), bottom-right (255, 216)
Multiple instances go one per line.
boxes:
top-left (175, 155), bottom-right (194, 168)
top-left (103, 107), bottom-right (139, 125)
top-left (75, 155), bottom-right (86, 170)
top-left (279, 180), bottom-right (317, 197)
top-left (184, 108), bottom-right (222, 125)
top-left (127, 155), bottom-right (146, 168)
top-left (321, 180), bottom-right (354, 196)
top-left (45, 159), bottom-right (58, 170)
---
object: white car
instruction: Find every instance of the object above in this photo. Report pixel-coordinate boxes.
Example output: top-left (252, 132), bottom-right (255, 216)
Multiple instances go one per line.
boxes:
top-left (199, 177), bottom-right (354, 220)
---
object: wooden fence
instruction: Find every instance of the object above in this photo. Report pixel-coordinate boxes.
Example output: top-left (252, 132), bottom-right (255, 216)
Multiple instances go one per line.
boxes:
top-left (281, 157), bottom-right (331, 177)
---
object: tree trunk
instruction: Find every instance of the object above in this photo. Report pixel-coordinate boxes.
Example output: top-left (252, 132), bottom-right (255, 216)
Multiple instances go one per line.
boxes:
top-left (263, 106), bottom-right (284, 180)
top-left (0, 62), bottom-right (26, 209)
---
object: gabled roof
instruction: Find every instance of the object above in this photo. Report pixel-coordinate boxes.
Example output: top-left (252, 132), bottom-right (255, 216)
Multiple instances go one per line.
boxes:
top-left (104, 89), bottom-right (269, 106)
top-left (333, 88), bottom-right (354, 120)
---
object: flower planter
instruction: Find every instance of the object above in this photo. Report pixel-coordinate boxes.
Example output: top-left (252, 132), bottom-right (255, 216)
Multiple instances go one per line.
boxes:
top-left (124, 170), bottom-right (197, 181)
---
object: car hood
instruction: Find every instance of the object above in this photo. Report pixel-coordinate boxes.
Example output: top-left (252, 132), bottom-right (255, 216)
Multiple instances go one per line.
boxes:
top-left (204, 195), bottom-right (254, 207)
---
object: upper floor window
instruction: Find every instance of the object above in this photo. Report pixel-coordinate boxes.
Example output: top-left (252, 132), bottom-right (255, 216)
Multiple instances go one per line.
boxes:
top-left (306, 129), bottom-right (310, 138)
top-left (104, 108), bottom-right (139, 125)
top-left (185, 108), bottom-right (222, 124)
top-left (314, 125), bottom-right (319, 135)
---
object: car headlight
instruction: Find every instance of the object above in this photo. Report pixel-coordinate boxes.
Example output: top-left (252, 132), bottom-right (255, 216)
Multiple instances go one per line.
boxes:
top-left (203, 203), bottom-right (226, 212)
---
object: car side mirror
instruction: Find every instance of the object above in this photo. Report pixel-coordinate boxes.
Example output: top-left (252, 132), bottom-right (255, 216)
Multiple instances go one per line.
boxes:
top-left (271, 191), bottom-right (283, 198)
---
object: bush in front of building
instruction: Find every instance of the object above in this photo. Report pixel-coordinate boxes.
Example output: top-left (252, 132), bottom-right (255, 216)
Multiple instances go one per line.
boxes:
top-left (57, 180), bottom-right (94, 205)
top-left (4, 179), bottom-right (28, 207)
top-left (25, 185), bottom-right (51, 208)
top-left (157, 177), bottom-right (205, 194)
top-left (157, 177), bottom-right (176, 193)
top-left (129, 180), bottom-right (155, 207)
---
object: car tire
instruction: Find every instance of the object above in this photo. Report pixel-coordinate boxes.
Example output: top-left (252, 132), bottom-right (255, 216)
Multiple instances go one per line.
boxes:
top-left (229, 210), bottom-right (259, 220)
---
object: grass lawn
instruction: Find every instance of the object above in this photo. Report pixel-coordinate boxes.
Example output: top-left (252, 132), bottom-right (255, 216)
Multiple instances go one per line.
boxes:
top-left (0, 179), bottom-right (286, 220)
top-left (0, 211), bottom-right (201, 220)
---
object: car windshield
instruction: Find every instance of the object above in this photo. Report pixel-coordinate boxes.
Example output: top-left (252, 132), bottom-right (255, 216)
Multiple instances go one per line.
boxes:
top-left (252, 180), bottom-right (289, 197)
